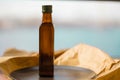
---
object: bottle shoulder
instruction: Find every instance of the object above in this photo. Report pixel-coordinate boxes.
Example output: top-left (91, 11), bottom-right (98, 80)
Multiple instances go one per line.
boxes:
top-left (39, 23), bottom-right (54, 30)
top-left (40, 22), bottom-right (53, 26)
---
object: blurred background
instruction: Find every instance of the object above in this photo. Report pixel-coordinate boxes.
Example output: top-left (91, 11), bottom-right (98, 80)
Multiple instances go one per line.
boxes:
top-left (0, 1), bottom-right (120, 58)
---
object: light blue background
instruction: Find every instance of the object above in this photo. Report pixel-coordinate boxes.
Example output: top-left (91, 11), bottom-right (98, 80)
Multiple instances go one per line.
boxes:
top-left (0, 26), bottom-right (120, 58)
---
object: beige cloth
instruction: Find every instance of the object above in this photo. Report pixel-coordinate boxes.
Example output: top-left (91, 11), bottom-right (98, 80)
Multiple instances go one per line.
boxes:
top-left (0, 44), bottom-right (120, 80)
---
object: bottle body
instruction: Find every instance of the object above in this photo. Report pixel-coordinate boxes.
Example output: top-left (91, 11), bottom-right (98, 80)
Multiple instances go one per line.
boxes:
top-left (39, 5), bottom-right (54, 77)
top-left (39, 22), bottom-right (54, 77)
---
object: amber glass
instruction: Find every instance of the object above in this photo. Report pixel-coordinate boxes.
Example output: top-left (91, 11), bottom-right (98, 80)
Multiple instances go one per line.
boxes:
top-left (39, 12), bottom-right (54, 77)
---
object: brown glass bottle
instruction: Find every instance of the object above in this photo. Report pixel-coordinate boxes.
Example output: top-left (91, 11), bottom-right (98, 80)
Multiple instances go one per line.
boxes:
top-left (39, 5), bottom-right (54, 77)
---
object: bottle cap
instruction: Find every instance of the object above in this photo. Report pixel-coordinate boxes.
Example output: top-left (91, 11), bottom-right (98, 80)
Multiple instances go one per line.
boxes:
top-left (42, 5), bottom-right (52, 13)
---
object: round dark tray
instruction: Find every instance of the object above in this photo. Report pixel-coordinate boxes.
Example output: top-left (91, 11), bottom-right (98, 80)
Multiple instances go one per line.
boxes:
top-left (11, 66), bottom-right (95, 80)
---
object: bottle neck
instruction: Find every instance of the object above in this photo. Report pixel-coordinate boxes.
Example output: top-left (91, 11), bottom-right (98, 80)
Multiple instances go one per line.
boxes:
top-left (42, 13), bottom-right (52, 23)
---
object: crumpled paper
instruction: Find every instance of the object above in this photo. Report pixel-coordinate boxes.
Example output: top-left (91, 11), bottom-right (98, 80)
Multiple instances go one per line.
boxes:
top-left (0, 44), bottom-right (120, 80)
top-left (54, 44), bottom-right (120, 80)
top-left (0, 48), bottom-right (39, 80)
